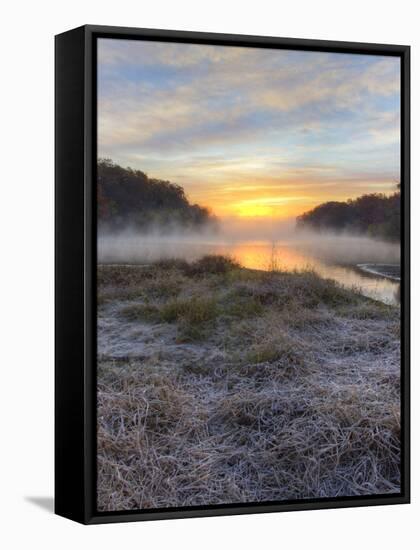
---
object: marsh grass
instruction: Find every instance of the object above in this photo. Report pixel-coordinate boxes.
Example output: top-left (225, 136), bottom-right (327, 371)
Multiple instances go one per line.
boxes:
top-left (120, 303), bottom-right (161, 323)
top-left (97, 256), bottom-right (401, 511)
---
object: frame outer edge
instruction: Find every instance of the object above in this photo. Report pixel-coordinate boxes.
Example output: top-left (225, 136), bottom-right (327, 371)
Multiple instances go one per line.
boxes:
top-left (84, 25), bottom-right (96, 524)
top-left (55, 25), bottom-right (88, 525)
top-left (56, 25), bottom-right (410, 525)
top-left (402, 45), bottom-right (410, 502)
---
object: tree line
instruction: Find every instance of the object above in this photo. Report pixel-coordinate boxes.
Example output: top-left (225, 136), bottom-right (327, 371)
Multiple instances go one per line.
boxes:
top-left (296, 186), bottom-right (401, 241)
top-left (97, 159), bottom-right (217, 232)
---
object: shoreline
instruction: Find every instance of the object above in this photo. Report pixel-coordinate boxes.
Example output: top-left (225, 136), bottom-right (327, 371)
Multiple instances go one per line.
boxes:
top-left (98, 259), bottom-right (400, 306)
top-left (357, 263), bottom-right (401, 281)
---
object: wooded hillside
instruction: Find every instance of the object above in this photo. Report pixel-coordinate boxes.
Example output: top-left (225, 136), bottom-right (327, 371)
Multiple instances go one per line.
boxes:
top-left (296, 187), bottom-right (400, 241)
top-left (97, 159), bottom-right (217, 232)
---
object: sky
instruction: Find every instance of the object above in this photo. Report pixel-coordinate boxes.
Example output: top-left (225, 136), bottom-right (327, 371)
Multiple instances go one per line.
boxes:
top-left (97, 38), bottom-right (400, 221)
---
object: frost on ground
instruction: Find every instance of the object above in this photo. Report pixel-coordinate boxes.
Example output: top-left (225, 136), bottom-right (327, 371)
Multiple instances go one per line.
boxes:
top-left (97, 256), bottom-right (401, 511)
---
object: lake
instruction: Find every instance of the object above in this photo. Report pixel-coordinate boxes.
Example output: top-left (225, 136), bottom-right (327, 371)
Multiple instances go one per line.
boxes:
top-left (98, 236), bottom-right (401, 306)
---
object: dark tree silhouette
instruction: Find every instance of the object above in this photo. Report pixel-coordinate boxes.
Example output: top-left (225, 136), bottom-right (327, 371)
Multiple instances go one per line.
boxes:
top-left (296, 185), bottom-right (401, 241)
top-left (97, 159), bottom-right (217, 232)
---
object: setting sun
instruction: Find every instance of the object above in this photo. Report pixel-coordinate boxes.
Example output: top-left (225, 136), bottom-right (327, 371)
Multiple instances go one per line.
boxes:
top-left (215, 194), bottom-right (317, 219)
top-left (234, 202), bottom-right (274, 217)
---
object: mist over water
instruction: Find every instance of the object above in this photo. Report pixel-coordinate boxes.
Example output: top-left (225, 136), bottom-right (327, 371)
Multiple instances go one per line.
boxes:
top-left (98, 219), bottom-right (400, 265)
top-left (98, 219), bottom-right (400, 305)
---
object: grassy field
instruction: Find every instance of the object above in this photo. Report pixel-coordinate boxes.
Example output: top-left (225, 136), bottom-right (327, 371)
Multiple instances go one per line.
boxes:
top-left (97, 256), bottom-right (401, 511)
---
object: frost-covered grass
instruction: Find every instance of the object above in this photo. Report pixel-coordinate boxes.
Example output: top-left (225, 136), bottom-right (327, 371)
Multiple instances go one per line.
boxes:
top-left (97, 256), bottom-right (400, 511)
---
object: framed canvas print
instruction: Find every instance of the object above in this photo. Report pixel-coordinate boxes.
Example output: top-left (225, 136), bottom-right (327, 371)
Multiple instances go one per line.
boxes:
top-left (55, 25), bottom-right (410, 524)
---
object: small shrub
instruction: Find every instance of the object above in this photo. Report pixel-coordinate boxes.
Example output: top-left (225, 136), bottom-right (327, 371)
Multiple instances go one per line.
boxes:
top-left (186, 255), bottom-right (240, 276)
top-left (176, 322), bottom-right (209, 343)
top-left (160, 299), bottom-right (190, 323)
top-left (285, 306), bottom-right (331, 329)
top-left (160, 296), bottom-right (218, 325)
top-left (184, 297), bottom-right (218, 324)
top-left (223, 295), bottom-right (263, 318)
top-left (154, 258), bottom-right (190, 272)
top-left (292, 271), bottom-right (361, 309)
top-left (246, 332), bottom-right (305, 367)
top-left (143, 278), bottom-right (181, 299)
top-left (120, 303), bottom-right (161, 323)
top-left (246, 345), bottom-right (283, 364)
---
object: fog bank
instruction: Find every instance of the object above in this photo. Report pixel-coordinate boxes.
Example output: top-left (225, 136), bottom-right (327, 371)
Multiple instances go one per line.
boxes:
top-left (98, 220), bottom-right (400, 267)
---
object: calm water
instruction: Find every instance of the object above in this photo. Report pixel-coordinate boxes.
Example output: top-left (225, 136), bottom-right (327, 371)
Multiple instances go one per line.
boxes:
top-left (99, 238), bottom-right (400, 306)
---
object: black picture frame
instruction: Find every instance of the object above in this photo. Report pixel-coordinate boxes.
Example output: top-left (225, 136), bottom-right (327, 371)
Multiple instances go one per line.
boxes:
top-left (55, 24), bottom-right (410, 525)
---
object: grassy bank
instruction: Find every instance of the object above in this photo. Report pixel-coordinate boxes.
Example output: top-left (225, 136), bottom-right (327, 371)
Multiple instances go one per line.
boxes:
top-left (97, 256), bottom-right (400, 511)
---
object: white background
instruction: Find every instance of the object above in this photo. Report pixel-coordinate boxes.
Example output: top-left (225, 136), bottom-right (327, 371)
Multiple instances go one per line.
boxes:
top-left (1, 0), bottom-right (417, 548)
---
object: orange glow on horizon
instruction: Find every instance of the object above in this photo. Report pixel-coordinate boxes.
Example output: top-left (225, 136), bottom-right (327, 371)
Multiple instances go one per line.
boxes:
top-left (184, 177), bottom-right (398, 221)
top-left (188, 188), bottom-right (320, 220)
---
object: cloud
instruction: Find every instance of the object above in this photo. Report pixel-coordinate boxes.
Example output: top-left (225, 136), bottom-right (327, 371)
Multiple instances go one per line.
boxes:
top-left (97, 38), bottom-right (400, 217)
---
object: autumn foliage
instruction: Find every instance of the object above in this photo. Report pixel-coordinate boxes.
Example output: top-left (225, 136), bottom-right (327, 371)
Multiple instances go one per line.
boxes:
top-left (296, 186), bottom-right (401, 241)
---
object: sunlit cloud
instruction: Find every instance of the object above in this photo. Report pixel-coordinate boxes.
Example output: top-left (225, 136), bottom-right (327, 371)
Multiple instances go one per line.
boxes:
top-left (98, 38), bottom-right (400, 219)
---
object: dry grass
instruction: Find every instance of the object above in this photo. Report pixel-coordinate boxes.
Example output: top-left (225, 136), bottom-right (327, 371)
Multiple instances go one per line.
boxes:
top-left (97, 257), bottom-right (401, 511)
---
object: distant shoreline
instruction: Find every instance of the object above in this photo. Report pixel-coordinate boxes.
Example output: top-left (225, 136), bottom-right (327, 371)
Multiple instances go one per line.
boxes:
top-left (357, 263), bottom-right (400, 281)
